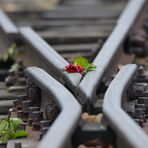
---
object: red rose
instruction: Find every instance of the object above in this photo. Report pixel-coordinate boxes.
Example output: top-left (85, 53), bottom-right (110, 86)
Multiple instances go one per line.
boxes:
top-left (64, 64), bottom-right (84, 74)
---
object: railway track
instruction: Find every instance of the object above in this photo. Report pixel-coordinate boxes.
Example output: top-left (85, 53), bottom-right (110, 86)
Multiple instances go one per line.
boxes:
top-left (103, 64), bottom-right (148, 148)
top-left (0, 0), bottom-right (147, 148)
top-left (6, 0), bottom-right (127, 62)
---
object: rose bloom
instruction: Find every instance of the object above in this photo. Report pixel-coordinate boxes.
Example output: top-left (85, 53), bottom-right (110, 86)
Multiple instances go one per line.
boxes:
top-left (64, 64), bottom-right (84, 74)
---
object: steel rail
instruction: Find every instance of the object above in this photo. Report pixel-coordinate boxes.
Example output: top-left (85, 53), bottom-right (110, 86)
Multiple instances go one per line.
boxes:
top-left (0, 10), bottom-right (82, 94)
top-left (25, 67), bottom-right (82, 148)
top-left (0, 9), bottom-right (18, 36)
top-left (19, 27), bottom-right (82, 95)
top-left (0, 0), bottom-right (145, 106)
top-left (103, 64), bottom-right (148, 148)
top-left (78, 0), bottom-right (146, 105)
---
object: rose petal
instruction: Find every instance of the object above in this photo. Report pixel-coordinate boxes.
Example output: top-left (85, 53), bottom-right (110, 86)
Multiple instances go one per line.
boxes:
top-left (65, 64), bottom-right (84, 74)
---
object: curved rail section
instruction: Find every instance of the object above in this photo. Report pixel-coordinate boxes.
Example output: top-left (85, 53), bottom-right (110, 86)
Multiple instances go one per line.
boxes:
top-left (78, 0), bottom-right (145, 105)
top-left (20, 27), bottom-right (82, 95)
top-left (25, 67), bottom-right (82, 148)
top-left (103, 64), bottom-right (148, 148)
top-left (0, 9), bottom-right (18, 37)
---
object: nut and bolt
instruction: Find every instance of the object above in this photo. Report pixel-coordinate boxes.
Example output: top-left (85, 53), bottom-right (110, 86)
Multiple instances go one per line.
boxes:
top-left (17, 110), bottom-right (28, 121)
top-left (138, 97), bottom-right (148, 106)
top-left (32, 122), bottom-right (40, 131)
top-left (28, 107), bottom-right (40, 126)
top-left (28, 107), bottom-right (40, 118)
top-left (135, 108), bottom-right (143, 118)
top-left (17, 94), bottom-right (28, 102)
top-left (32, 111), bottom-right (43, 131)
top-left (127, 85), bottom-right (145, 99)
top-left (138, 66), bottom-right (145, 75)
top-left (17, 110), bottom-right (24, 118)
top-left (135, 104), bottom-right (146, 111)
top-left (45, 103), bottom-right (59, 122)
top-left (22, 100), bottom-right (32, 112)
top-left (13, 100), bottom-right (22, 110)
top-left (32, 111), bottom-right (43, 121)
top-left (40, 120), bottom-right (51, 129)
top-left (5, 70), bottom-right (16, 86)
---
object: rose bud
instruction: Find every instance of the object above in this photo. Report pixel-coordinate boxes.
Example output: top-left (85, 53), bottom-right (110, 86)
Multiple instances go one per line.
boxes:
top-left (64, 64), bottom-right (84, 74)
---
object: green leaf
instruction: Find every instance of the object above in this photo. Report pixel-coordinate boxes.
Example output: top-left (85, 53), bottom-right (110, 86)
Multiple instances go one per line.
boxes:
top-left (14, 130), bottom-right (29, 138)
top-left (84, 63), bottom-right (96, 73)
top-left (9, 118), bottom-right (23, 131)
top-left (74, 56), bottom-right (89, 68)
top-left (0, 117), bottom-right (28, 144)
top-left (3, 44), bottom-right (18, 61)
top-left (0, 129), bottom-right (11, 144)
top-left (0, 120), bottom-right (9, 135)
